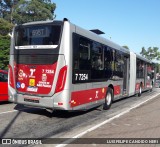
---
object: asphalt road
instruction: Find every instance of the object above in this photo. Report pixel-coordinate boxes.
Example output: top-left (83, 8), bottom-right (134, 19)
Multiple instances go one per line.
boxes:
top-left (0, 88), bottom-right (159, 146)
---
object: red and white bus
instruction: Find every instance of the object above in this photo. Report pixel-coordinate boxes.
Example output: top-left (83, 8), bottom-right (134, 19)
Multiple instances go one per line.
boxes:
top-left (8, 18), bottom-right (154, 111)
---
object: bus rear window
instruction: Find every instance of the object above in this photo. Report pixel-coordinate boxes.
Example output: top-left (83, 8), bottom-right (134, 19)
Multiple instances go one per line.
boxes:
top-left (15, 25), bottom-right (61, 46)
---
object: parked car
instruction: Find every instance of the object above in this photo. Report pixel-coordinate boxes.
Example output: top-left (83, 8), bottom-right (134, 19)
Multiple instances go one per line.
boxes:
top-left (0, 70), bottom-right (8, 102)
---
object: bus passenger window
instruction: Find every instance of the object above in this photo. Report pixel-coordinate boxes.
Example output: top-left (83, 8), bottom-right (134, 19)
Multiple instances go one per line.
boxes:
top-left (92, 56), bottom-right (103, 70)
top-left (113, 50), bottom-right (124, 79)
top-left (78, 38), bottom-right (91, 70)
top-left (91, 42), bottom-right (105, 79)
top-left (91, 42), bottom-right (103, 70)
top-left (104, 47), bottom-right (113, 79)
top-left (74, 60), bottom-right (79, 69)
top-left (137, 59), bottom-right (145, 78)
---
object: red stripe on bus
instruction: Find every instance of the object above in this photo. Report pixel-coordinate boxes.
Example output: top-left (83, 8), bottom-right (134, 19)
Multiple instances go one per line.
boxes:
top-left (70, 87), bottom-right (107, 107)
top-left (71, 85), bottom-right (122, 108)
top-left (113, 85), bottom-right (121, 95)
top-left (135, 83), bottom-right (140, 91)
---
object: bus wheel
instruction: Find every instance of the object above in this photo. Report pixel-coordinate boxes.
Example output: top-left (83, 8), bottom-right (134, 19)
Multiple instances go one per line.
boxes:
top-left (103, 88), bottom-right (113, 110)
top-left (138, 84), bottom-right (142, 97)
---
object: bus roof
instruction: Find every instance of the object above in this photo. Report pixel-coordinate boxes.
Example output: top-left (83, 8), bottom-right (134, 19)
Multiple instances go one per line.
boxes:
top-left (71, 21), bottom-right (130, 55)
top-left (136, 54), bottom-right (152, 63)
top-left (16, 20), bottom-right (63, 26)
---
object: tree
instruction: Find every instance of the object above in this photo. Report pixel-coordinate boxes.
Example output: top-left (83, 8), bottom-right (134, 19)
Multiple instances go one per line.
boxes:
top-left (0, 0), bottom-right (56, 24)
top-left (12, 0), bottom-right (56, 24)
top-left (140, 47), bottom-right (160, 61)
top-left (122, 45), bottom-right (129, 50)
top-left (140, 47), bottom-right (147, 57)
top-left (0, 18), bottom-right (13, 69)
top-left (0, 0), bottom-right (18, 22)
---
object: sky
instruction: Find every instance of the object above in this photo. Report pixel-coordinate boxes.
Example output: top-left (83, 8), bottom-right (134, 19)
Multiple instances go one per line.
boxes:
top-left (52, 0), bottom-right (160, 55)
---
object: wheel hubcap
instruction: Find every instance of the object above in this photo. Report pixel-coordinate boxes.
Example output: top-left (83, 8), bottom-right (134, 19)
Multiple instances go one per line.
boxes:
top-left (140, 86), bottom-right (142, 94)
top-left (107, 93), bottom-right (111, 105)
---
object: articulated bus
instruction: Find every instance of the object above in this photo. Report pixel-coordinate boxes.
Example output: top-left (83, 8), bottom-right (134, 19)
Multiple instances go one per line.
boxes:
top-left (8, 18), bottom-right (155, 111)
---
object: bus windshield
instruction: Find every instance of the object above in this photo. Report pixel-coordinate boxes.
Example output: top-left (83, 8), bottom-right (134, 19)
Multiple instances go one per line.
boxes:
top-left (15, 25), bottom-right (61, 47)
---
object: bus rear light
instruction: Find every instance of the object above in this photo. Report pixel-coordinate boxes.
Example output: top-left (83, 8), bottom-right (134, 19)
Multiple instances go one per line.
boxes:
top-left (9, 65), bottom-right (15, 88)
top-left (55, 66), bottom-right (67, 94)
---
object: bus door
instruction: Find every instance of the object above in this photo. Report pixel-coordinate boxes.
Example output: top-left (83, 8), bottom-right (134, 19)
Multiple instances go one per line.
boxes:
top-left (146, 64), bottom-right (153, 88)
top-left (144, 64), bottom-right (147, 88)
top-left (123, 56), bottom-right (129, 95)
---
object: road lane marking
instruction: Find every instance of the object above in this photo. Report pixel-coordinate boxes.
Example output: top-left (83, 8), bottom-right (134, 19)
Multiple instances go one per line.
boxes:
top-left (56, 92), bottom-right (160, 147)
top-left (0, 110), bottom-right (18, 115)
top-left (0, 108), bottom-right (29, 115)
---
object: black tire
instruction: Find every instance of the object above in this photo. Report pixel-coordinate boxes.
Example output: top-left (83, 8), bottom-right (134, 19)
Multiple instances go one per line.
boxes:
top-left (103, 88), bottom-right (113, 110)
top-left (138, 84), bottom-right (142, 97)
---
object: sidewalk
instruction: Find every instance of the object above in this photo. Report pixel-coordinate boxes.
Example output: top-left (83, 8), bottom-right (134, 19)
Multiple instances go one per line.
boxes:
top-left (67, 94), bottom-right (160, 147)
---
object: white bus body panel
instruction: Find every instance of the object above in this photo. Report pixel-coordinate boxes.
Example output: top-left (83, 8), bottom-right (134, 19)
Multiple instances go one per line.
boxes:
top-left (129, 52), bottom-right (136, 96)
